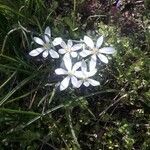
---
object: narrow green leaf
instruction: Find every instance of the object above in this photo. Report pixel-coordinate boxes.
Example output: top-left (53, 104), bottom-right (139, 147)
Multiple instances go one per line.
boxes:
top-left (24, 104), bottom-right (64, 127)
top-left (0, 71), bottom-right (17, 90)
top-left (4, 89), bottom-right (36, 105)
top-left (0, 108), bottom-right (40, 116)
top-left (0, 73), bottom-right (38, 106)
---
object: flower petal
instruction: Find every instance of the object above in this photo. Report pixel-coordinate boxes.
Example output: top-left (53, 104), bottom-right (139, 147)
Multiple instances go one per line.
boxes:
top-left (71, 76), bottom-right (80, 87)
top-left (49, 49), bottom-right (59, 58)
top-left (60, 41), bottom-right (67, 49)
top-left (74, 71), bottom-right (84, 78)
top-left (58, 48), bottom-right (66, 54)
top-left (67, 40), bottom-right (73, 48)
top-left (33, 37), bottom-right (44, 45)
top-left (99, 47), bottom-right (116, 54)
top-left (29, 47), bottom-right (44, 56)
top-left (44, 26), bottom-right (51, 37)
top-left (84, 36), bottom-right (94, 49)
top-left (71, 44), bottom-right (82, 51)
top-left (89, 54), bottom-right (97, 71)
top-left (86, 69), bottom-right (97, 77)
top-left (44, 27), bottom-right (51, 43)
top-left (55, 68), bottom-right (67, 75)
top-left (80, 50), bottom-right (92, 57)
top-left (42, 50), bottom-right (49, 58)
top-left (87, 79), bottom-right (100, 86)
top-left (83, 81), bottom-right (90, 87)
top-left (63, 53), bottom-right (72, 71)
top-left (72, 61), bottom-right (81, 71)
top-left (96, 36), bottom-right (103, 48)
top-left (81, 60), bottom-right (87, 73)
top-left (97, 53), bottom-right (108, 64)
top-left (71, 52), bottom-right (77, 58)
top-left (44, 35), bottom-right (50, 43)
top-left (74, 80), bottom-right (82, 88)
top-left (52, 37), bottom-right (63, 46)
top-left (60, 76), bottom-right (70, 91)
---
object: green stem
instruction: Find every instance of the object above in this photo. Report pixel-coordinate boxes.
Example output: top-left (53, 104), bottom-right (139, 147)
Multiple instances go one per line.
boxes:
top-left (67, 108), bottom-right (81, 149)
top-left (73, 0), bottom-right (77, 27)
top-left (0, 108), bottom-right (40, 116)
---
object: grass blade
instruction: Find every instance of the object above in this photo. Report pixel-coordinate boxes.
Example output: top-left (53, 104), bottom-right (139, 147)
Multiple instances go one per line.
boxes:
top-left (0, 71), bottom-right (17, 90)
top-left (23, 104), bottom-right (64, 128)
top-left (0, 73), bottom-right (38, 106)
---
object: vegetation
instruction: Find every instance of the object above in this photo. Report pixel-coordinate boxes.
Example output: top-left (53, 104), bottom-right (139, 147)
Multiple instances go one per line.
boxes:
top-left (0, 0), bottom-right (150, 149)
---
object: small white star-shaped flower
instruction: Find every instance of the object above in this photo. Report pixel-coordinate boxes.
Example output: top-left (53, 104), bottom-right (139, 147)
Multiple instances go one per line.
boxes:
top-left (29, 27), bottom-right (59, 58)
top-left (58, 39), bottom-right (82, 59)
top-left (80, 36), bottom-right (116, 69)
top-left (55, 54), bottom-right (82, 91)
top-left (75, 60), bottom-right (100, 87)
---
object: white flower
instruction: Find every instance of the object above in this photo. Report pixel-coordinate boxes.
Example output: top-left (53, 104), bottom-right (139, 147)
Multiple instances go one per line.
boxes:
top-left (75, 60), bottom-right (100, 87)
top-left (29, 27), bottom-right (59, 58)
top-left (55, 54), bottom-right (81, 91)
top-left (80, 35), bottom-right (116, 69)
top-left (58, 39), bottom-right (82, 59)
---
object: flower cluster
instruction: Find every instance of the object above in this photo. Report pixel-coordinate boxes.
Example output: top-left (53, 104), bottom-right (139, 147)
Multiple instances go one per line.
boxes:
top-left (29, 27), bottom-right (116, 91)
